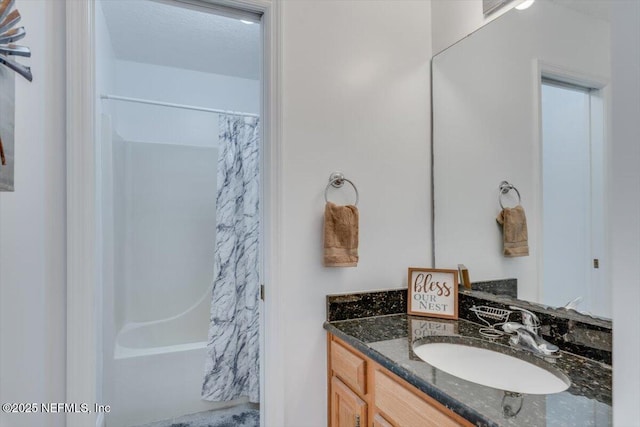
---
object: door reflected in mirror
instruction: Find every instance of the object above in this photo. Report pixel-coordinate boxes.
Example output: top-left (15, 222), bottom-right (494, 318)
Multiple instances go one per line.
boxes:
top-left (541, 80), bottom-right (606, 315)
top-left (432, 0), bottom-right (611, 318)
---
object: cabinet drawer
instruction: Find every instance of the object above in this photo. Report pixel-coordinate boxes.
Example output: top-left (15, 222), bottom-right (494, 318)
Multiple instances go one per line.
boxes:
top-left (331, 339), bottom-right (367, 395)
top-left (374, 369), bottom-right (464, 427)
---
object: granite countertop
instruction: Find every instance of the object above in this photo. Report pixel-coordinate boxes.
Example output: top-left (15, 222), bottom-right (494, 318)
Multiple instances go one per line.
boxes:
top-left (324, 314), bottom-right (612, 427)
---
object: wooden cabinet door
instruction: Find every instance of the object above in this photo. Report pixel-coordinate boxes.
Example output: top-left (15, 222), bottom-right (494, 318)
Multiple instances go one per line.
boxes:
top-left (372, 413), bottom-right (393, 427)
top-left (331, 377), bottom-right (367, 427)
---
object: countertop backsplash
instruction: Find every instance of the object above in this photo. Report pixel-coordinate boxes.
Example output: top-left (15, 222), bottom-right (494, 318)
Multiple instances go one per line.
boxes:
top-left (326, 281), bottom-right (612, 364)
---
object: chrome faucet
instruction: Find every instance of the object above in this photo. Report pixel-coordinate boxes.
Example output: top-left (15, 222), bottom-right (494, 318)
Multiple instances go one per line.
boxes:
top-left (502, 307), bottom-right (559, 356)
top-left (510, 306), bottom-right (540, 334)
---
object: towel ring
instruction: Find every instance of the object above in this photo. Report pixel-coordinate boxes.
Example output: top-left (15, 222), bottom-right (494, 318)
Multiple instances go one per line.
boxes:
top-left (498, 181), bottom-right (521, 209)
top-left (324, 172), bottom-right (359, 206)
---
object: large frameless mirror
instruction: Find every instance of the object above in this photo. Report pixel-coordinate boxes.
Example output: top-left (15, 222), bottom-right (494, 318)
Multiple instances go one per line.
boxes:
top-left (432, 0), bottom-right (611, 320)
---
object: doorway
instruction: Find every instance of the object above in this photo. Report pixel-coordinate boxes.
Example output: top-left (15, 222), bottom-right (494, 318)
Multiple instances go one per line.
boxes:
top-left (96, 1), bottom-right (263, 425)
top-left (541, 78), bottom-right (608, 317)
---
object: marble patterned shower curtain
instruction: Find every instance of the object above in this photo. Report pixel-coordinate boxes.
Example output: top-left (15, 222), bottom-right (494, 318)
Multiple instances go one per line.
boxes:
top-left (202, 114), bottom-right (260, 403)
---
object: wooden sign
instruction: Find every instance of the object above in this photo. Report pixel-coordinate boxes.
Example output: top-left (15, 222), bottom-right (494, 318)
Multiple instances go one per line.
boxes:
top-left (407, 268), bottom-right (458, 319)
top-left (0, 67), bottom-right (14, 191)
top-left (0, 0), bottom-right (33, 192)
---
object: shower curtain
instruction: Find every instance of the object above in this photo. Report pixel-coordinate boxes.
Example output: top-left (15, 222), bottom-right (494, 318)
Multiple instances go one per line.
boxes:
top-left (202, 114), bottom-right (260, 403)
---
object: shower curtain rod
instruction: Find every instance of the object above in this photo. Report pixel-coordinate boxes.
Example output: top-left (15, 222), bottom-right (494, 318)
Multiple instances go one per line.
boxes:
top-left (100, 94), bottom-right (260, 118)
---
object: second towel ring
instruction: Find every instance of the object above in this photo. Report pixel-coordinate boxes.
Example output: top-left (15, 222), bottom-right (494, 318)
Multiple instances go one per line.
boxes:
top-left (325, 172), bottom-right (359, 206)
top-left (498, 181), bottom-right (521, 209)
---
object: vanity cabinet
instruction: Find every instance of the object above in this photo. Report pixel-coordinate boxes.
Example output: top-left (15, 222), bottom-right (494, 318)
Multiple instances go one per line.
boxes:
top-left (372, 414), bottom-right (393, 427)
top-left (327, 334), bottom-right (472, 427)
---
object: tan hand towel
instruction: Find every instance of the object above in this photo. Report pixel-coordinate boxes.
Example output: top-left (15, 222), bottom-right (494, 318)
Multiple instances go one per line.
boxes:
top-left (324, 202), bottom-right (359, 267)
top-left (496, 205), bottom-right (529, 257)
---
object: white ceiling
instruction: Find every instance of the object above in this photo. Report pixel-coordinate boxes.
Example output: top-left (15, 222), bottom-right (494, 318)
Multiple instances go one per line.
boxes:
top-left (100, 0), bottom-right (261, 80)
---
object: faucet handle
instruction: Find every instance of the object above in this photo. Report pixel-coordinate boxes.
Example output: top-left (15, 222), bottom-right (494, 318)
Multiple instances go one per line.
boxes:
top-left (509, 306), bottom-right (540, 333)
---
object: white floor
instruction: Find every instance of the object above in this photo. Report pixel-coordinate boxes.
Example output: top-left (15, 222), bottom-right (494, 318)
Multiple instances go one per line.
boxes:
top-left (132, 403), bottom-right (259, 427)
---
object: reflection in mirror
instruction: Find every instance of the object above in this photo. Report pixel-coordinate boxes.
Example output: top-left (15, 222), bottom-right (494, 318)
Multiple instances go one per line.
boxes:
top-left (432, 0), bottom-right (611, 318)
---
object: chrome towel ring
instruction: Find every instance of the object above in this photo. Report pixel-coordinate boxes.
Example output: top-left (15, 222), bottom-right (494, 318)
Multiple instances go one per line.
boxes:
top-left (498, 181), bottom-right (521, 209)
top-left (324, 172), bottom-right (359, 206)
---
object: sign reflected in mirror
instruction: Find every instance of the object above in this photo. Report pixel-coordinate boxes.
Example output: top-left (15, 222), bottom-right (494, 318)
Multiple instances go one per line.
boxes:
top-left (432, 0), bottom-right (611, 318)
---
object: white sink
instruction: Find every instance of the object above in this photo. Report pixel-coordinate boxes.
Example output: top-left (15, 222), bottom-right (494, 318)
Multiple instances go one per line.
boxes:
top-left (413, 342), bottom-right (571, 395)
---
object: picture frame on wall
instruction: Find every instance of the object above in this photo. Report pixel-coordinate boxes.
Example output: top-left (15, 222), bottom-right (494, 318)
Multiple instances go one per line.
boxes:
top-left (0, 0), bottom-right (34, 192)
top-left (407, 268), bottom-right (458, 319)
top-left (0, 68), bottom-right (15, 192)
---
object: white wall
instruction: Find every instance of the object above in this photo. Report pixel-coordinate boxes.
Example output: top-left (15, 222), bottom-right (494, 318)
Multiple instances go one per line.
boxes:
top-left (431, 0), bottom-right (522, 54)
top-left (432, 1), bottom-right (610, 303)
top-left (280, 1), bottom-right (432, 425)
top-left (114, 60), bottom-right (259, 114)
top-left (0, 2), bottom-right (67, 427)
top-left (111, 60), bottom-right (259, 147)
top-left (611, 1), bottom-right (640, 424)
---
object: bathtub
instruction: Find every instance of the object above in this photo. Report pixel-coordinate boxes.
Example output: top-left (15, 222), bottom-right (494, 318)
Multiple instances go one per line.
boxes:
top-left (105, 290), bottom-right (248, 427)
top-left (114, 287), bottom-right (211, 359)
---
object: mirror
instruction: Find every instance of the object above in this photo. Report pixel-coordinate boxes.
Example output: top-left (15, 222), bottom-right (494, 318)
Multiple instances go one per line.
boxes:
top-left (432, 0), bottom-right (611, 319)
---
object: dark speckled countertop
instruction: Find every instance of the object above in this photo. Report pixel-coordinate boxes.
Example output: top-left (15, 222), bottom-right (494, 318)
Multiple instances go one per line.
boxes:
top-left (324, 314), bottom-right (612, 427)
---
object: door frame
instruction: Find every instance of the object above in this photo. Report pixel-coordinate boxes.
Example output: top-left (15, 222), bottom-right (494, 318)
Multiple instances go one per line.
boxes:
top-left (533, 60), bottom-right (610, 309)
top-left (65, 1), bottom-right (284, 426)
